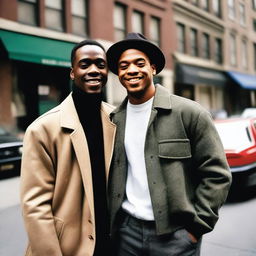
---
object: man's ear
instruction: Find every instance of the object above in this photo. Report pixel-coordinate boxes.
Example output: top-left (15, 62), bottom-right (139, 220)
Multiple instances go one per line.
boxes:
top-left (151, 64), bottom-right (157, 76)
top-left (70, 68), bottom-right (74, 80)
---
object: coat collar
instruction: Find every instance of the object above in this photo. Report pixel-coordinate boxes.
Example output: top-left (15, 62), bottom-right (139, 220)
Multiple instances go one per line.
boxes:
top-left (110, 84), bottom-right (172, 118)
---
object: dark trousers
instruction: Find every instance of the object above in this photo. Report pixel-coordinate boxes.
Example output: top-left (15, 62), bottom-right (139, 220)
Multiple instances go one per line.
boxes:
top-left (114, 211), bottom-right (201, 256)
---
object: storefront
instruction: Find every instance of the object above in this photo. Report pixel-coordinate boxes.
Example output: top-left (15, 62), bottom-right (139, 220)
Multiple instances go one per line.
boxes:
top-left (174, 63), bottom-right (228, 118)
top-left (226, 71), bottom-right (256, 115)
top-left (0, 29), bottom-right (75, 132)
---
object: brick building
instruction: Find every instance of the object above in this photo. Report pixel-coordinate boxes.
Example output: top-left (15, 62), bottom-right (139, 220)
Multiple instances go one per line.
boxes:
top-left (0, 0), bottom-right (175, 132)
top-left (172, 0), bottom-right (256, 117)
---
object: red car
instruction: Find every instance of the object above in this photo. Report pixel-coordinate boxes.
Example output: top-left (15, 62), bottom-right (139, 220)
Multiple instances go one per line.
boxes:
top-left (214, 118), bottom-right (256, 191)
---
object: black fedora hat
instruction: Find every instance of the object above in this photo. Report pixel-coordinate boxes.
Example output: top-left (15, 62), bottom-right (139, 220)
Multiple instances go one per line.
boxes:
top-left (107, 33), bottom-right (165, 75)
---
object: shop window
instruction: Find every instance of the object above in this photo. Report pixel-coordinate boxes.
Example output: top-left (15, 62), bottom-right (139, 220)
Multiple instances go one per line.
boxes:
top-left (132, 11), bottom-right (144, 34)
top-left (18, 0), bottom-right (38, 26)
top-left (177, 23), bottom-right (186, 53)
top-left (71, 0), bottom-right (88, 36)
top-left (38, 85), bottom-right (60, 115)
top-left (45, 0), bottom-right (64, 32)
top-left (150, 16), bottom-right (160, 46)
top-left (114, 3), bottom-right (126, 41)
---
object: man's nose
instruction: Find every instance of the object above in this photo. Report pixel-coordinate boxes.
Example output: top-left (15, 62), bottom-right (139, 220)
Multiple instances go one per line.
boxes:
top-left (127, 64), bottom-right (139, 74)
top-left (88, 64), bottom-right (100, 75)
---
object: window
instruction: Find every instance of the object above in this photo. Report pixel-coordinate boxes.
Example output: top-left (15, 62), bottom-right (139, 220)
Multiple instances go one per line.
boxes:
top-left (190, 28), bottom-right (198, 56)
top-left (241, 40), bottom-right (248, 69)
top-left (191, 0), bottom-right (199, 6)
top-left (71, 0), bottom-right (88, 36)
top-left (132, 11), bottom-right (144, 34)
top-left (213, 0), bottom-right (221, 17)
top-left (18, 0), bottom-right (38, 26)
top-left (150, 16), bottom-right (160, 46)
top-left (215, 38), bottom-right (223, 64)
top-left (228, 0), bottom-right (235, 20)
top-left (230, 34), bottom-right (237, 66)
top-left (45, 0), bottom-right (64, 32)
top-left (114, 3), bottom-right (126, 41)
top-left (177, 23), bottom-right (186, 53)
top-left (202, 33), bottom-right (210, 59)
top-left (253, 19), bottom-right (256, 31)
top-left (253, 0), bottom-right (256, 10)
top-left (202, 0), bottom-right (209, 11)
top-left (239, 3), bottom-right (246, 26)
top-left (254, 43), bottom-right (256, 70)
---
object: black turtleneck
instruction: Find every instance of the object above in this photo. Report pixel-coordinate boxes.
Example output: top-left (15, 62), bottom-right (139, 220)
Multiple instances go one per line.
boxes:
top-left (72, 85), bottom-right (109, 255)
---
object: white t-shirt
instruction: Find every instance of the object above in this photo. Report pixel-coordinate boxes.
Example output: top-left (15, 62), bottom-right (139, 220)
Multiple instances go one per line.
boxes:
top-left (122, 97), bottom-right (154, 220)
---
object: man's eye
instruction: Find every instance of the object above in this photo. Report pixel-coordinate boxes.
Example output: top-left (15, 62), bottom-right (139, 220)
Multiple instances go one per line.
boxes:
top-left (137, 62), bottom-right (145, 67)
top-left (97, 62), bottom-right (106, 69)
top-left (119, 64), bottom-right (128, 70)
top-left (80, 63), bottom-right (89, 68)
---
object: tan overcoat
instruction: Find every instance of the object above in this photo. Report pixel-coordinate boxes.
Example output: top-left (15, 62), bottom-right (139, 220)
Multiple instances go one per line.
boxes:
top-left (20, 94), bottom-right (116, 256)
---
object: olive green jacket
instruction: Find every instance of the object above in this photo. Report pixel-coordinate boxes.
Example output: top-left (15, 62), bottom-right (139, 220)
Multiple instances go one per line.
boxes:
top-left (108, 84), bottom-right (232, 238)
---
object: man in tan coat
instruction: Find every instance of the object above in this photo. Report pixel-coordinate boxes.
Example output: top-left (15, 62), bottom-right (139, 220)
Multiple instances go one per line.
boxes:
top-left (20, 40), bottom-right (116, 256)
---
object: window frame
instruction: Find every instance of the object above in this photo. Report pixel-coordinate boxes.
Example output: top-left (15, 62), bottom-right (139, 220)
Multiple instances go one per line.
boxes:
top-left (71, 0), bottom-right (88, 36)
top-left (17, 0), bottom-right (38, 26)
top-left (114, 3), bottom-right (127, 41)
top-left (45, 0), bottom-right (65, 32)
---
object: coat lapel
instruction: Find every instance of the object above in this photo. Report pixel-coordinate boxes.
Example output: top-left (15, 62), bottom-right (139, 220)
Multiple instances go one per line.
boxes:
top-left (101, 104), bottom-right (116, 183)
top-left (59, 95), bottom-right (117, 218)
top-left (59, 94), bottom-right (94, 218)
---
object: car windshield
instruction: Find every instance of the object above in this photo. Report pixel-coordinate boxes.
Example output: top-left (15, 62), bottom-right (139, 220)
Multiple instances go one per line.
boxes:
top-left (215, 120), bottom-right (253, 151)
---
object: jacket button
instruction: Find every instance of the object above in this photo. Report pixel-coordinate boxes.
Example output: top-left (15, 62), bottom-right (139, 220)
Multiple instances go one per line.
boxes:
top-left (88, 235), bottom-right (94, 240)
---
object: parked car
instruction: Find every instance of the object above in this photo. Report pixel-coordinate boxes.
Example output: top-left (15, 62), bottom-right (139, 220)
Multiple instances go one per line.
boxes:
top-left (214, 117), bottom-right (256, 196)
top-left (0, 127), bottom-right (23, 179)
top-left (241, 108), bottom-right (256, 118)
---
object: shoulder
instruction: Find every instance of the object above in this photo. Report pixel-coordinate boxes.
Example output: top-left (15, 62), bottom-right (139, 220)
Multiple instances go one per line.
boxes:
top-left (25, 104), bottom-right (61, 135)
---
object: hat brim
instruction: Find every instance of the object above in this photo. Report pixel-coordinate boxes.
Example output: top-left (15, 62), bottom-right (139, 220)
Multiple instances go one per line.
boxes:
top-left (106, 39), bottom-right (165, 75)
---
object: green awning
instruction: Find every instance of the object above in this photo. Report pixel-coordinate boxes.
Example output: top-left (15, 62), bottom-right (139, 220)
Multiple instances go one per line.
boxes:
top-left (0, 29), bottom-right (75, 67)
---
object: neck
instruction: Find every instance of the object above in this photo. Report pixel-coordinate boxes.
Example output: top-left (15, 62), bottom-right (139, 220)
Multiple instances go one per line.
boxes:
top-left (128, 83), bottom-right (155, 104)
top-left (72, 85), bottom-right (102, 109)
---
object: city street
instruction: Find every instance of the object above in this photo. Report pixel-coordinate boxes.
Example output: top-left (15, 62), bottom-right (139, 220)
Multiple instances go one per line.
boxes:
top-left (1, 177), bottom-right (256, 256)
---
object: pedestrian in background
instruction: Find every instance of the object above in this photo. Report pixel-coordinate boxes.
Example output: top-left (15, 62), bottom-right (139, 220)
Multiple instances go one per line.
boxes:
top-left (20, 40), bottom-right (116, 256)
top-left (107, 33), bottom-right (232, 256)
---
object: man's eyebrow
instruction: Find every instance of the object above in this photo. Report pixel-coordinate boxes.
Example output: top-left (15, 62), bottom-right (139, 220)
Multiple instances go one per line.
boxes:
top-left (119, 57), bottom-right (146, 64)
top-left (78, 58), bottom-right (106, 63)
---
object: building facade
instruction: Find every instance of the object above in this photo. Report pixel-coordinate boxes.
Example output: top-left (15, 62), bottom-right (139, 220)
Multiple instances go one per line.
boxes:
top-left (0, 0), bottom-right (175, 133)
top-left (172, 0), bottom-right (256, 117)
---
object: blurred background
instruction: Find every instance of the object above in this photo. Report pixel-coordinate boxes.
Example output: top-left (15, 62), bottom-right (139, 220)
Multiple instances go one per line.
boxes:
top-left (2, 0), bottom-right (256, 135)
top-left (1, 0), bottom-right (256, 255)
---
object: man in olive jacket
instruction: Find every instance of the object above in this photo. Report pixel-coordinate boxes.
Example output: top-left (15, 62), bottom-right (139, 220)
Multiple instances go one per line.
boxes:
top-left (107, 33), bottom-right (232, 255)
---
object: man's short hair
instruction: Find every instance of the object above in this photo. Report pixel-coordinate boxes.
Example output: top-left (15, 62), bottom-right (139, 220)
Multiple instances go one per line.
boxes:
top-left (70, 39), bottom-right (106, 66)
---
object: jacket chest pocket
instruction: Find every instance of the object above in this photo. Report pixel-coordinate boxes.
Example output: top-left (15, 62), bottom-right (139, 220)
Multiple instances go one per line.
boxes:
top-left (158, 139), bottom-right (191, 159)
